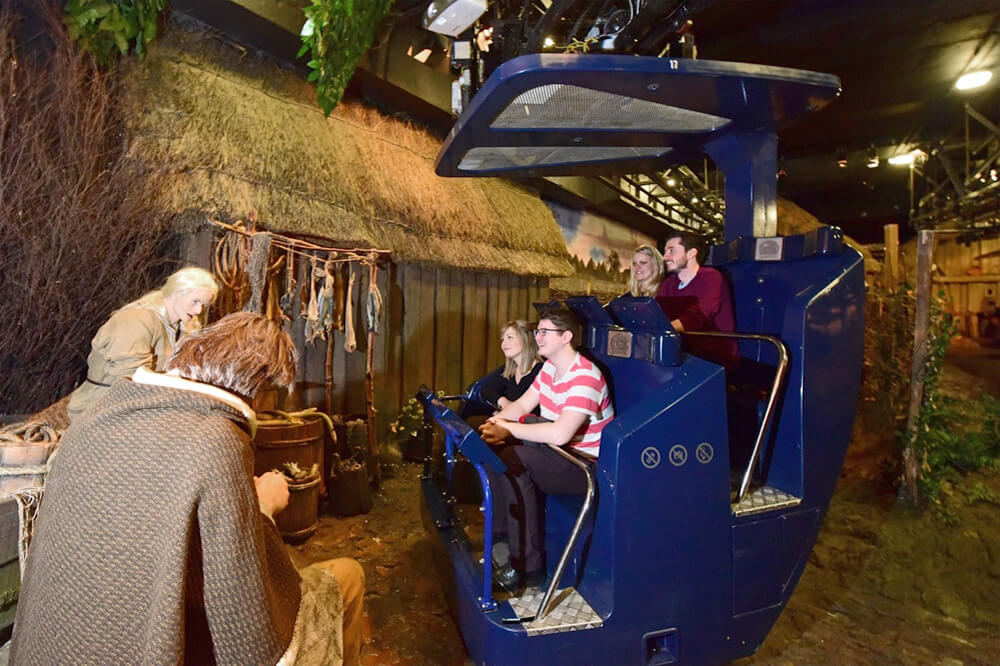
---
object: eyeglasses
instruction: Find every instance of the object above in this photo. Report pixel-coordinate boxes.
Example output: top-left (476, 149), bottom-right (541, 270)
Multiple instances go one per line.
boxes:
top-left (534, 327), bottom-right (564, 337)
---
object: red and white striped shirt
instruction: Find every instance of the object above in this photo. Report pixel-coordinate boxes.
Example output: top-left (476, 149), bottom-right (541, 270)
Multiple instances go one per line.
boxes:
top-left (531, 352), bottom-right (614, 457)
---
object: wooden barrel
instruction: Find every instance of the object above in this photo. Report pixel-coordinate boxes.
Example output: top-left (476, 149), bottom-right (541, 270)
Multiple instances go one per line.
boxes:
top-left (253, 414), bottom-right (325, 478)
top-left (275, 476), bottom-right (321, 542)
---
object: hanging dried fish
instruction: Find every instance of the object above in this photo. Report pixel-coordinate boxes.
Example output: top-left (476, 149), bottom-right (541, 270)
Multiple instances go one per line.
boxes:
top-left (366, 258), bottom-right (383, 334)
top-left (344, 262), bottom-right (357, 353)
top-left (333, 260), bottom-right (345, 331)
top-left (279, 244), bottom-right (296, 320)
top-left (305, 255), bottom-right (324, 344)
top-left (318, 258), bottom-right (335, 336)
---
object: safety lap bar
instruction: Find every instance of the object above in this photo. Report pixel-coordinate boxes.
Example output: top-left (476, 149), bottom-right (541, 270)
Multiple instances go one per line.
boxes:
top-left (681, 331), bottom-right (789, 503)
top-left (533, 446), bottom-right (595, 622)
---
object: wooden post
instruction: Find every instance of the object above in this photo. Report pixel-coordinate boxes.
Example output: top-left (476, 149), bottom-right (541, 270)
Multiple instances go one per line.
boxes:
top-left (902, 229), bottom-right (934, 503)
top-left (883, 223), bottom-right (900, 286)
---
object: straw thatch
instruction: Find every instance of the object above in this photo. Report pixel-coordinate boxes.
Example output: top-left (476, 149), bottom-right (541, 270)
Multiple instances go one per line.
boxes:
top-left (122, 27), bottom-right (573, 277)
top-left (777, 198), bottom-right (878, 272)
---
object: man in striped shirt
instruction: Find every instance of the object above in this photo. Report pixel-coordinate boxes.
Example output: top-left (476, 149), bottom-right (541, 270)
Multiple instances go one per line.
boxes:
top-left (480, 307), bottom-right (613, 591)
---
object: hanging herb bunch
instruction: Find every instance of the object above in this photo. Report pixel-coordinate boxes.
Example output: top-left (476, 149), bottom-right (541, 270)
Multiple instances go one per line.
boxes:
top-left (298, 0), bottom-right (395, 116)
top-left (64, 0), bottom-right (167, 67)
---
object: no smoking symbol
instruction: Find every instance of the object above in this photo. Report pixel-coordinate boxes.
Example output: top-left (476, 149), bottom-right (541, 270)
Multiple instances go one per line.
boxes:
top-left (696, 442), bottom-right (714, 464)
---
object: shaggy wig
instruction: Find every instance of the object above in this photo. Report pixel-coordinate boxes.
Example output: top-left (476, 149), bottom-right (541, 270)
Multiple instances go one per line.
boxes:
top-left (127, 266), bottom-right (219, 332)
top-left (165, 312), bottom-right (297, 399)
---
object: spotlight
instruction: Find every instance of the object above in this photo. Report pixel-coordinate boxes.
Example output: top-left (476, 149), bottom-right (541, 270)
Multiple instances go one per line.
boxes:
top-left (836, 148), bottom-right (847, 168)
top-left (955, 70), bottom-right (993, 91)
top-left (423, 0), bottom-right (487, 37)
top-left (866, 145), bottom-right (879, 169)
top-left (888, 149), bottom-right (925, 166)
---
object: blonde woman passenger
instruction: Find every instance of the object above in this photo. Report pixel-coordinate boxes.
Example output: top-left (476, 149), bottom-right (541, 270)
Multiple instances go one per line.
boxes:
top-left (627, 244), bottom-right (665, 297)
top-left (67, 266), bottom-right (219, 421)
top-left (479, 320), bottom-right (544, 410)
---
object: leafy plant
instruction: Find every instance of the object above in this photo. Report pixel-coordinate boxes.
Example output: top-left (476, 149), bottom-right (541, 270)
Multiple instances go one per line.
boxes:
top-left (298, 0), bottom-right (395, 116)
top-left (388, 396), bottom-right (425, 441)
top-left (388, 391), bottom-right (443, 442)
top-left (869, 282), bottom-right (1000, 519)
top-left (64, 0), bottom-right (167, 67)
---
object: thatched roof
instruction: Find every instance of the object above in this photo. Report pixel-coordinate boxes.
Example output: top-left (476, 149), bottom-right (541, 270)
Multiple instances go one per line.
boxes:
top-left (122, 28), bottom-right (573, 277)
top-left (777, 198), bottom-right (878, 272)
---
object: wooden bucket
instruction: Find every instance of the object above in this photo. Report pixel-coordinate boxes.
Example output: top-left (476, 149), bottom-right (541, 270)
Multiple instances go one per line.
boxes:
top-left (254, 414), bottom-right (325, 479)
top-left (276, 476), bottom-right (321, 543)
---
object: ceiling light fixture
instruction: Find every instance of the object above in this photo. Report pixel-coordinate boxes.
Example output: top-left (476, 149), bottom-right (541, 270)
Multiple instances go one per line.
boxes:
top-left (955, 70), bottom-right (993, 91)
top-left (836, 148), bottom-right (847, 168)
top-left (888, 149), bottom-right (925, 166)
top-left (543, 37), bottom-right (556, 48)
top-left (423, 0), bottom-right (488, 37)
top-left (866, 145), bottom-right (879, 169)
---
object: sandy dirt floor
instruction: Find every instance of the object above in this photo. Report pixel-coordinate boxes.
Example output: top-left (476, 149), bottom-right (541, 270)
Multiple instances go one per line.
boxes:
top-left (290, 342), bottom-right (1000, 665)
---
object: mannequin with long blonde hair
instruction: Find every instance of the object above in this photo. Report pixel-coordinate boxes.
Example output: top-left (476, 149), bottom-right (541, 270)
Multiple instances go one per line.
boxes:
top-left (67, 266), bottom-right (219, 421)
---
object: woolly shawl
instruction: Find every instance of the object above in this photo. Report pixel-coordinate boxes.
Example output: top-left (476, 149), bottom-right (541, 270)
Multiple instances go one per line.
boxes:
top-left (11, 377), bottom-right (301, 664)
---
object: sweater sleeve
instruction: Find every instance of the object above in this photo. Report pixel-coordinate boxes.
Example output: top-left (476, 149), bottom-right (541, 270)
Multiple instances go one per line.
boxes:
top-left (195, 427), bottom-right (301, 665)
top-left (94, 309), bottom-right (163, 379)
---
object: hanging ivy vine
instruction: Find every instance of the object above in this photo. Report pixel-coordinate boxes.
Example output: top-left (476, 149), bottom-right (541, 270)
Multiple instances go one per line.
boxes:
top-left (298, 0), bottom-right (395, 116)
top-left (64, 0), bottom-right (167, 67)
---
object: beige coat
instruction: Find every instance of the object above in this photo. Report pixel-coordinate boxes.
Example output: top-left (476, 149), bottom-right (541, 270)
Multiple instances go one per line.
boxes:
top-left (67, 305), bottom-right (179, 421)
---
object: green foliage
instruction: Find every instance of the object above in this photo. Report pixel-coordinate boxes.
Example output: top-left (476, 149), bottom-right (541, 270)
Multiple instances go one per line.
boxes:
top-left (965, 481), bottom-right (1000, 506)
top-left (865, 284), bottom-right (917, 427)
top-left (869, 283), bottom-right (1000, 519)
top-left (388, 396), bottom-right (424, 441)
top-left (388, 391), bottom-right (443, 442)
top-left (298, 0), bottom-right (395, 116)
top-left (64, 0), bottom-right (166, 67)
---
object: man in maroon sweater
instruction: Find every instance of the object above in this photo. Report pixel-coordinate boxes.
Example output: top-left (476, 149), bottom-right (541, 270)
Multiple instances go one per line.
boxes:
top-left (655, 232), bottom-right (740, 370)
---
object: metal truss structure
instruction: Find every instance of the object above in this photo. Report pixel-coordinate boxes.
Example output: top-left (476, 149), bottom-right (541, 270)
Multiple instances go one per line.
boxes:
top-left (914, 103), bottom-right (1000, 243)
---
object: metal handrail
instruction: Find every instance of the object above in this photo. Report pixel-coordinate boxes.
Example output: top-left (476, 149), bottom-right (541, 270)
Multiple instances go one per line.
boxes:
top-left (533, 446), bottom-right (595, 622)
top-left (680, 331), bottom-right (789, 502)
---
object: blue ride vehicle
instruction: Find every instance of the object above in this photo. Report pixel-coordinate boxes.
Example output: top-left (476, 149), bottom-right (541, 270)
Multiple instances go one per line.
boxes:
top-left (417, 53), bottom-right (865, 665)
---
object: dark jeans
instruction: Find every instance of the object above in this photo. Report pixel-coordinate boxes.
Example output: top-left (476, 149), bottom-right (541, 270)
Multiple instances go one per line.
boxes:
top-left (486, 441), bottom-right (589, 572)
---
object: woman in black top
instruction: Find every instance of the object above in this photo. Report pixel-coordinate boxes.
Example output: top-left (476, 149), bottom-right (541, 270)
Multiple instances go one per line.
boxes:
top-left (478, 320), bottom-right (543, 410)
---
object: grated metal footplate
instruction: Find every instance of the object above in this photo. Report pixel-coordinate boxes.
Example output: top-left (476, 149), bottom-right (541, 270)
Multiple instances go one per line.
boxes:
top-left (508, 587), bottom-right (603, 636)
top-left (731, 485), bottom-right (802, 517)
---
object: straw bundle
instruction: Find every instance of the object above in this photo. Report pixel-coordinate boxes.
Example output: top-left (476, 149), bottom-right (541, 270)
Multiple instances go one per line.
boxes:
top-left (123, 28), bottom-right (573, 277)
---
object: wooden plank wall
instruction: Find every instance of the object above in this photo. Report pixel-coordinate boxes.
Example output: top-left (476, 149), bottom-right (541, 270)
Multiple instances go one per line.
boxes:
top-left (303, 263), bottom-right (550, 442)
top-left (185, 232), bottom-right (551, 442)
top-left (927, 236), bottom-right (1000, 336)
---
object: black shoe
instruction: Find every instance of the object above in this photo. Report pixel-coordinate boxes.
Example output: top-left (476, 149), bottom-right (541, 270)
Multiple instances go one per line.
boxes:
top-left (494, 564), bottom-right (545, 593)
